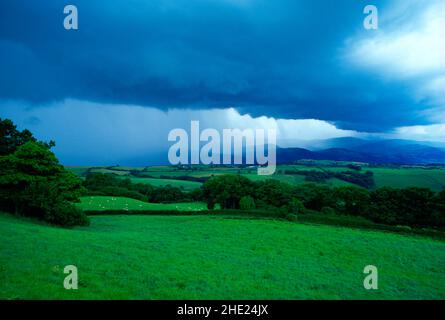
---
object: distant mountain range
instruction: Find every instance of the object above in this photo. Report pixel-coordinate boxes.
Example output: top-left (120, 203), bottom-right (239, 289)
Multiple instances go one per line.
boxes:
top-left (276, 138), bottom-right (445, 165)
top-left (109, 137), bottom-right (445, 166)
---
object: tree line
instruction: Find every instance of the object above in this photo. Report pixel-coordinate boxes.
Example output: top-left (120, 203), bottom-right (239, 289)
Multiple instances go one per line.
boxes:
top-left (83, 172), bottom-right (201, 203)
top-left (200, 174), bottom-right (445, 229)
top-left (284, 168), bottom-right (375, 188)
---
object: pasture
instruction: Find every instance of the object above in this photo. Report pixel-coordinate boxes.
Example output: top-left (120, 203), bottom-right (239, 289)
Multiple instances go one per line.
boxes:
top-left (370, 167), bottom-right (445, 191)
top-left (128, 177), bottom-right (202, 191)
top-left (67, 163), bottom-right (445, 191)
top-left (1, 213), bottom-right (444, 299)
top-left (78, 196), bottom-right (207, 211)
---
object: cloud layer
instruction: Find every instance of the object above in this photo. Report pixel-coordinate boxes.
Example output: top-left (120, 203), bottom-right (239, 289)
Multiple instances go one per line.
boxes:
top-left (0, 0), bottom-right (443, 133)
top-left (0, 0), bottom-right (443, 165)
top-left (0, 99), bottom-right (361, 165)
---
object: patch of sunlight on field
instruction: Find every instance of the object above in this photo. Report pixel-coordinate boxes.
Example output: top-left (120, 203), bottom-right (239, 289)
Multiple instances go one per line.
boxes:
top-left (78, 196), bottom-right (207, 211)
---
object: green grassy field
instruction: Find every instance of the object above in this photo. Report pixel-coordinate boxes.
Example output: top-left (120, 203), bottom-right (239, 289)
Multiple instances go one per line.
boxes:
top-left (241, 173), bottom-right (356, 187)
top-left (128, 177), bottom-right (202, 191)
top-left (67, 164), bottom-right (445, 191)
top-left (78, 196), bottom-right (207, 211)
top-left (370, 167), bottom-right (445, 191)
top-left (1, 212), bottom-right (444, 299)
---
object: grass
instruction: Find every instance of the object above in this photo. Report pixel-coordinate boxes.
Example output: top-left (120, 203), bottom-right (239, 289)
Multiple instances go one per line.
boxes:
top-left (89, 168), bottom-right (131, 176)
top-left (370, 167), bottom-right (445, 191)
top-left (66, 164), bottom-right (445, 191)
top-left (128, 177), bottom-right (202, 191)
top-left (1, 212), bottom-right (444, 299)
top-left (65, 166), bottom-right (90, 176)
top-left (78, 196), bottom-right (207, 211)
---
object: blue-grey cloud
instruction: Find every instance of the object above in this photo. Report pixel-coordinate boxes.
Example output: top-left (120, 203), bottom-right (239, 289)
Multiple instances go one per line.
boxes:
top-left (0, 99), bottom-right (361, 165)
top-left (0, 0), bottom-right (443, 133)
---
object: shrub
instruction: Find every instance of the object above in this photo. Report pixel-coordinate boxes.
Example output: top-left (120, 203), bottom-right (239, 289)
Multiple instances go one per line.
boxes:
top-left (334, 186), bottom-right (370, 216)
top-left (207, 200), bottom-right (215, 210)
top-left (239, 196), bottom-right (256, 210)
top-left (286, 214), bottom-right (298, 222)
top-left (44, 202), bottom-right (90, 227)
top-left (321, 206), bottom-right (336, 215)
top-left (287, 198), bottom-right (305, 214)
top-left (294, 183), bottom-right (335, 211)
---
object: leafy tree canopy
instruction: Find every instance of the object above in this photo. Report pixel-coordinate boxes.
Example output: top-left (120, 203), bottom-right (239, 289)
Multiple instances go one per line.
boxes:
top-left (0, 117), bottom-right (54, 156)
top-left (0, 132), bottom-right (87, 226)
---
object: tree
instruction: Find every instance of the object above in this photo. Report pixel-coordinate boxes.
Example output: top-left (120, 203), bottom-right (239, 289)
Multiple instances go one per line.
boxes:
top-left (255, 179), bottom-right (294, 208)
top-left (287, 198), bottom-right (305, 214)
top-left (397, 187), bottom-right (435, 226)
top-left (294, 183), bottom-right (335, 211)
top-left (0, 141), bottom-right (88, 226)
top-left (432, 189), bottom-right (445, 227)
top-left (368, 187), bottom-right (400, 224)
top-left (0, 118), bottom-right (54, 155)
top-left (202, 174), bottom-right (254, 209)
top-left (239, 196), bottom-right (255, 210)
top-left (334, 186), bottom-right (370, 216)
top-left (369, 187), bottom-right (438, 227)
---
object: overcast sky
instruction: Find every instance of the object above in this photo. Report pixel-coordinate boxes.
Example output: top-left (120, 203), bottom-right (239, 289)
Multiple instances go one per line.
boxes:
top-left (0, 0), bottom-right (444, 164)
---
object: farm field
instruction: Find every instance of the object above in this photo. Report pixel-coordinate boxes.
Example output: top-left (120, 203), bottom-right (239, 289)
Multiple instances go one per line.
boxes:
top-left (0, 212), bottom-right (444, 299)
top-left (67, 163), bottom-right (445, 191)
top-left (128, 177), bottom-right (202, 191)
top-left (370, 167), bottom-right (445, 191)
top-left (78, 196), bottom-right (207, 211)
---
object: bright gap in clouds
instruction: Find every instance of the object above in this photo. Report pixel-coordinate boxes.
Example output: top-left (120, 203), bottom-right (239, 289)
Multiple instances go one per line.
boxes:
top-left (0, 99), bottom-right (359, 165)
top-left (392, 124), bottom-right (445, 142)
top-left (346, 0), bottom-right (445, 78)
top-left (344, 0), bottom-right (445, 122)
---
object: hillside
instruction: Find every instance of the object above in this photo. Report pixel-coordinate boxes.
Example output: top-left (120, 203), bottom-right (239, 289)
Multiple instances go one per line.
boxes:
top-left (276, 140), bottom-right (445, 165)
top-left (68, 164), bottom-right (445, 191)
top-left (1, 213), bottom-right (444, 299)
top-left (78, 196), bottom-right (207, 211)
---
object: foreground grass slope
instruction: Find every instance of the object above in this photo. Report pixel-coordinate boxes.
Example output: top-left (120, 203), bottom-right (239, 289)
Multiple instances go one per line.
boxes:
top-left (1, 213), bottom-right (444, 299)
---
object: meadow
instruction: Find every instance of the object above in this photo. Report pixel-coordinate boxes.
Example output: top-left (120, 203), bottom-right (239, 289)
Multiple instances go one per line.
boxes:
top-left (370, 167), bottom-right (445, 191)
top-left (2, 98), bottom-right (444, 302)
top-left (78, 196), bottom-right (207, 211)
top-left (68, 163), bottom-right (445, 191)
top-left (1, 212), bottom-right (444, 299)
top-left (128, 177), bottom-right (202, 191)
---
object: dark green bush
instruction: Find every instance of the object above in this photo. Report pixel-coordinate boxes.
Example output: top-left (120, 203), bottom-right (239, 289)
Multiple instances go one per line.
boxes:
top-left (287, 198), bottom-right (305, 214)
top-left (321, 206), bottom-right (336, 215)
top-left (44, 202), bottom-right (90, 227)
top-left (239, 196), bottom-right (256, 210)
top-left (286, 213), bottom-right (298, 222)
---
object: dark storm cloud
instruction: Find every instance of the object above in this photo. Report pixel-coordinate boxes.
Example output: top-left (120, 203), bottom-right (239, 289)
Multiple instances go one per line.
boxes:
top-left (0, 0), bottom-right (440, 131)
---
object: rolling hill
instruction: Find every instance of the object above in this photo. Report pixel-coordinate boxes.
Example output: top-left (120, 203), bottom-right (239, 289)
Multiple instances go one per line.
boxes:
top-left (276, 139), bottom-right (445, 164)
